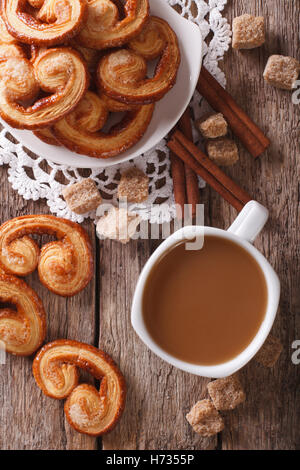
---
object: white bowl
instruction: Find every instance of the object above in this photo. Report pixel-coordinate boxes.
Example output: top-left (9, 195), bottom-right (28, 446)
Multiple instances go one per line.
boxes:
top-left (0, 0), bottom-right (202, 169)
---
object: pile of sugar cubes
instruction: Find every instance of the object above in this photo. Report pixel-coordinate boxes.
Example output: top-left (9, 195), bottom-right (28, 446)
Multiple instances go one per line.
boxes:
top-left (195, 113), bottom-right (239, 167)
top-left (63, 168), bottom-right (149, 244)
top-left (232, 14), bottom-right (299, 90)
top-left (186, 335), bottom-right (283, 437)
top-left (195, 14), bottom-right (299, 169)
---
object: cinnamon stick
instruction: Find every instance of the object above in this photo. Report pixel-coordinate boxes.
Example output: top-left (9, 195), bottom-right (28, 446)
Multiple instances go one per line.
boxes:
top-left (168, 130), bottom-right (251, 212)
top-left (197, 67), bottom-right (270, 158)
top-left (178, 108), bottom-right (200, 219)
top-left (170, 151), bottom-right (186, 219)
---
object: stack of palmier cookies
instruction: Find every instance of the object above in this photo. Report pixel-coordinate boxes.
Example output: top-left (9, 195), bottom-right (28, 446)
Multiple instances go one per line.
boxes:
top-left (0, 0), bottom-right (181, 159)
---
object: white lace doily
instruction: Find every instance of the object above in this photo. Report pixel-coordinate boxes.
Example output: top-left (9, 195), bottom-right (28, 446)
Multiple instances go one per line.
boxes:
top-left (0, 0), bottom-right (231, 224)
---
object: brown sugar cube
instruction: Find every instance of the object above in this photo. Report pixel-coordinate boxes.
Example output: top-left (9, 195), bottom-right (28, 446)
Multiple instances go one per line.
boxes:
top-left (207, 375), bottom-right (246, 411)
top-left (96, 207), bottom-right (141, 244)
top-left (186, 399), bottom-right (224, 437)
top-left (206, 138), bottom-right (239, 166)
top-left (118, 167), bottom-right (149, 203)
top-left (232, 14), bottom-right (265, 50)
top-left (196, 113), bottom-right (228, 139)
top-left (62, 178), bottom-right (102, 214)
top-left (263, 55), bottom-right (300, 90)
top-left (254, 335), bottom-right (283, 368)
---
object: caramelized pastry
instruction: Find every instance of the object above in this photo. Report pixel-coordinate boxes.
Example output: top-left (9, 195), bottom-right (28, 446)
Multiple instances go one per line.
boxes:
top-left (0, 16), bottom-right (26, 59)
top-left (33, 339), bottom-right (126, 436)
top-left (97, 16), bottom-right (180, 104)
top-left (52, 90), bottom-right (154, 158)
top-left (77, 0), bottom-right (149, 50)
top-left (100, 92), bottom-right (138, 112)
top-left (0, 273), bottom-right (46, 356)
top-left (2, 0), bottom-right (87, 46)
top-left (0, 47), bottom-right (89, 129)
top-left (0, 215), bottom-right (93, 296)
top-left (0, 42), bottom-right (26, 59)
top-left (34, 128), bottom-right (60, 145)
top-left (30, 44), bottom-right (62, 137)
top-left (30, 37), bottom-right (100, 71)
top-left (69, 40), bottom-right (100, 72)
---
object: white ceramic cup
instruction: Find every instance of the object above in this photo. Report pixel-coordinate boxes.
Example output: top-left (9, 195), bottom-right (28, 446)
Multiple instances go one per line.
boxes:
top-left (131, 201), bottom-right (280, 378)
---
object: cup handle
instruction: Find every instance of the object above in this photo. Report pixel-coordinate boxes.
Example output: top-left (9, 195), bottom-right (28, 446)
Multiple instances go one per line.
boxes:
top-left (227, 201), bottom-right (269, 243)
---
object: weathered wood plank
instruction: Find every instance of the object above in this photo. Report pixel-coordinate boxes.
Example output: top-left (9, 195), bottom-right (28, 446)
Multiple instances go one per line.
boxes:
top-left (100, 0), bottom-right (299, 450)
top-left (0, 173), bottom-right (97, 450)
top-left (99, 213), bottom-right (218, 450)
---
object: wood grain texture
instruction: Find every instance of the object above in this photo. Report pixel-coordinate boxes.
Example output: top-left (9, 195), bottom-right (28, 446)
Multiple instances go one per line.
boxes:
top-left (99, 237), bottom-right (216, 450)
top-left (100, 0), bottom-right (299, 451)
top-left (0, 0), bottom-right (299, 450)
top-left (0, 177), bottom-right (97, 450)
top-left (218, 0), bottom-right (300, 450)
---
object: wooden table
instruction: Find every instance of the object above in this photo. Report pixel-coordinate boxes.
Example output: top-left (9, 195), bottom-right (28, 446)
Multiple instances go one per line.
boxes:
top-left (0, 0), bottom-right (299, 450)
